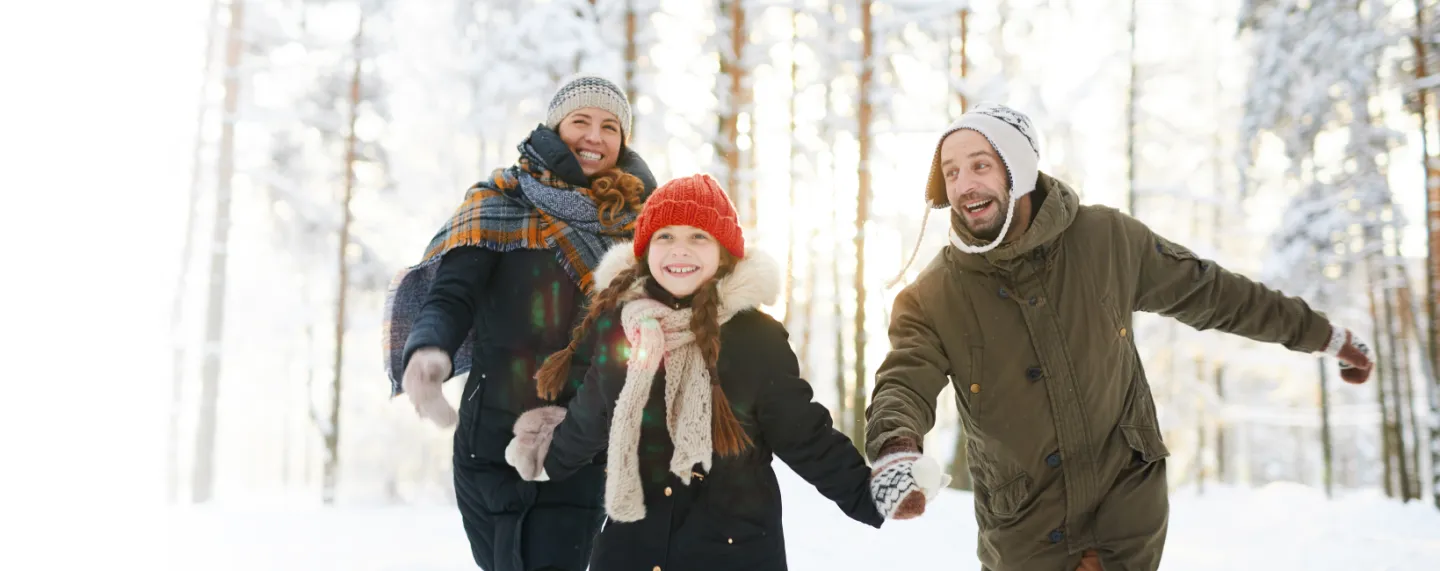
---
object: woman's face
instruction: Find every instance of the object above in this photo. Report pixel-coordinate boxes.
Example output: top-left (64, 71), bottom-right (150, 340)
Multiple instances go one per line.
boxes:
top-left (646, 225), bottom-right (722, 298)
top-left (556, 107), bottom-right (622, 176)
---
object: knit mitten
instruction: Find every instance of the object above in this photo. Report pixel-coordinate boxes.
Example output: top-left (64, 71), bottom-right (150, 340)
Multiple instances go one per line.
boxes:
top-left (1321, 325), bottom-right (1374, 384)
top-left (505, 406), bottom-right (567, 481)
top-left (402, 347), bottom-right (457, 428)
top-left (869, 437), bottom-right (950, 520)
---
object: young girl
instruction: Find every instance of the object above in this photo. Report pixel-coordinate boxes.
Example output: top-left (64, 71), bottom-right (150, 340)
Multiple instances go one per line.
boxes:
top-left (502, 174), bottom-right (948, 571)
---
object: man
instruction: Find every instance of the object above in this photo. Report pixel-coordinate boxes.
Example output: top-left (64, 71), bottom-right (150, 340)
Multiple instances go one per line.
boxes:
top-left (864, 103), bottom-right (1374, 571)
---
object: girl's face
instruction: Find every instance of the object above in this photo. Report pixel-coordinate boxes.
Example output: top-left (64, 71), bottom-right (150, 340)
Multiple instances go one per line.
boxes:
top-left (646, 225), bottom-right (722, 297)
top-left (556, 107), bottom-right (622, 176)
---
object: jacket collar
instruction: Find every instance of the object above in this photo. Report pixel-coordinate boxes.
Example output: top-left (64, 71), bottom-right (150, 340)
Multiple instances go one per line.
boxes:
top-left (525, 124), bottom-right (660, 197)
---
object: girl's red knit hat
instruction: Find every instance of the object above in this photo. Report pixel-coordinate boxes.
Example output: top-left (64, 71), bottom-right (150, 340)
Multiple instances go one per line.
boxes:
top-left (632, 173), bottom-right (745, 259)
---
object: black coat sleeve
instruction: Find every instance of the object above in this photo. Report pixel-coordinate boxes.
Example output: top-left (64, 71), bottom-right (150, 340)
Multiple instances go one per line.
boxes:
top-left (544, 311), bottom-right (628, 480)
top-left (750, 318), bottom-right (884, 528)
top-left (401, 246), bottom-right (497, 370)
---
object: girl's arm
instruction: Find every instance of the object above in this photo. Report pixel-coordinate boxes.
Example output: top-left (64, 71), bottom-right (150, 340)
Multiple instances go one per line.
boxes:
top-left (749, 317), bottom-right (885, 528)
top-left (508, 313), bottom-right (628, 481)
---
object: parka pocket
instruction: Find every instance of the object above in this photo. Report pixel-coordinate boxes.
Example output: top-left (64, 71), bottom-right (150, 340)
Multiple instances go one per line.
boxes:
top-left (1120, 424), bottom-right (1170, 465)
top-left (976, 472), bottom-right (1032, 518)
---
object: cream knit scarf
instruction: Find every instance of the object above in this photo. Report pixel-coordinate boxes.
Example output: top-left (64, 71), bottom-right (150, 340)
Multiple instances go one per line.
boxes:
top-left (590, 242), bottom-right (779, 522)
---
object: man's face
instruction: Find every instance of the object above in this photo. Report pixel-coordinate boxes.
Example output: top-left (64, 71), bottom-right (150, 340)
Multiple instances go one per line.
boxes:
top-left (940, 129), bottom-right (1011, 241)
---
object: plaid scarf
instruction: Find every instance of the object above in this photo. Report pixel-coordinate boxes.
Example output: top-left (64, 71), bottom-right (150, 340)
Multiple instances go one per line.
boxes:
top-left (382, 136), bottom-right (644, 395)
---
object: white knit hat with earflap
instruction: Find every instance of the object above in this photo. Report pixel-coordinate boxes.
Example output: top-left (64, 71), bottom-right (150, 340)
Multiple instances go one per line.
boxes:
top-left (925, 103), bottom-right (1041, 254)
top-left (885, 103), bottom-right (1041, 288)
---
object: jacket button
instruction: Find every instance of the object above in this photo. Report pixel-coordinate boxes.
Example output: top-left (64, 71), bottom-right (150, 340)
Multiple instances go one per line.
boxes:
top-left (1026, 367), bottom-right (1042, 381)
top-left (998, 288), bottom-right (1009, 299)
top-left (1046, 453), bottom-right (1061, 467)
top-left (1049, 530), bottom-right (1064, 543)
top-left (1028, 296), bottom-right (1038, 306)
top-left (1120, 327), bottom-right (1128, 337)
top-left (664, 487), bottom-right (672, 497)
top-left (728, 538), bottom-right (734, 544)
top-left (969, 383), bottom-right (981, 393)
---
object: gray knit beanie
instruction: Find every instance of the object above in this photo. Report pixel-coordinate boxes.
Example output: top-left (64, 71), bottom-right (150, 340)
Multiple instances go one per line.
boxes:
top-left (545, 74), bottom-right (632, 143)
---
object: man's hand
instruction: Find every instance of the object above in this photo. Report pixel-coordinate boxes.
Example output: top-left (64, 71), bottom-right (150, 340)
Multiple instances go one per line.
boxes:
top-left (869, 437), bottom-right (951, 520)
top-left (402, 347), bottom-right (457, 427)
top-left (1323, 326), bottom-right (1374, 384)
top-left (1075, 549), bottom-right (1102, 571)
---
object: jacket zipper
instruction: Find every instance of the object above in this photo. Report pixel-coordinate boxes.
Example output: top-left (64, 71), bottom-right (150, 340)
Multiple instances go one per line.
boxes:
top-left (466, 373), bottom-right (486, 401)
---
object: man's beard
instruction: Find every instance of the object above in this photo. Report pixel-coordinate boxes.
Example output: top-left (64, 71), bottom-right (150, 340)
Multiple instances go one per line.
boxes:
top-left (959, 209), bottom-right (1005, 241)
top-left (953, 188), bottom-right (1011, 242)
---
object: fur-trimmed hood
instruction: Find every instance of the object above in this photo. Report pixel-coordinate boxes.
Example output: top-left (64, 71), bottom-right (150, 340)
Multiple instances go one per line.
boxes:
top-left (591, 241), bottom-right (781, 314)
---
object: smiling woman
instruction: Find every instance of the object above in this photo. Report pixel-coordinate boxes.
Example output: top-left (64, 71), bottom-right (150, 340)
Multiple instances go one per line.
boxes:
top-left (383, 73), bottom-right (658, 571)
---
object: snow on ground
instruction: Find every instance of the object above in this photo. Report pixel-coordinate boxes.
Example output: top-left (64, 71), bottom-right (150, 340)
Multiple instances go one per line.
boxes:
top-left (165, 463), bottom-right (1440, 570)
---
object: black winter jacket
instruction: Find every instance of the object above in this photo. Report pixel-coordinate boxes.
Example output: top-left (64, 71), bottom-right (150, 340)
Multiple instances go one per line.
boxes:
top-left (401, 125), bottom-right (657, 571)
top-left (539, 251), bottom-right (884, 571)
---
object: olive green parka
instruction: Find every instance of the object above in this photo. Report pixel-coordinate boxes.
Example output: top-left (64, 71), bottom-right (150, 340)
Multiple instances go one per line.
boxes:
top-left (866, 173), bottom-right (1332, 570)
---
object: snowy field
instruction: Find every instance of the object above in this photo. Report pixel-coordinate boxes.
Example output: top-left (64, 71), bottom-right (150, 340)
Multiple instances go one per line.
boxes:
top-left (161, 463), bottom-right (1440, 571)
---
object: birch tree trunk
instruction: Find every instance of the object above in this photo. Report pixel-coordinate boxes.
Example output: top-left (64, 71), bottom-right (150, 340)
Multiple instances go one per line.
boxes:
top-left (170, 0), bottom-right (223, 504)
top-left (1319, 357), bottom-right (1334, 498)
top-left (1125, 0), bottom-right (1139, 215)
top-left (848, 0), bottom-right (874, 449)
top-left (323, 13), bottom-right (365, 506)
top-left (945, 6), bottom-right (973, 489)
top-left (1371, 277), bottom-right (1397, 497)
top-left (717, 0), bottom-right (746, 214)
top-left (191, 0), bottom-right (245, 504)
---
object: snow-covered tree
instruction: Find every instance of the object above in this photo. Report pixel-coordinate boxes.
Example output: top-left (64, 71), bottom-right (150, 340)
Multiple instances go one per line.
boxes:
top-left (1241, 0), bottom-right (1420, 497)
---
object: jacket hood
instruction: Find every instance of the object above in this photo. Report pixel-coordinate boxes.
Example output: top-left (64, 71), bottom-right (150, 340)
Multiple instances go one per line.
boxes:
top-left (592, 242), bottom-right (780, 314)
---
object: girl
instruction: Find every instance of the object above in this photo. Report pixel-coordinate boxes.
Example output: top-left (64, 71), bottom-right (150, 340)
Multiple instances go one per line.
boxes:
top-left (503, 174), bottom-right (948, 571)
top-left (384, 75), bottom-right (656, 571)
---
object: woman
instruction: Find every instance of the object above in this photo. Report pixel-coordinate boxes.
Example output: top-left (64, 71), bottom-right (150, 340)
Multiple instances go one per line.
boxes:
top-left (382, 74), bottom-right (657, 571)
top-left (503, 174), bottom-right (949, 571)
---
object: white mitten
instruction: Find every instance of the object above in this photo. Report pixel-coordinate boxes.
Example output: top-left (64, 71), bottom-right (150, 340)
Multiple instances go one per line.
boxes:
top-left (909, 453), bottom-right (953, 502)
top-left (504, 438), bottom-right (549, 481)
top-left (401, 347), bottom-right (457, 428)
